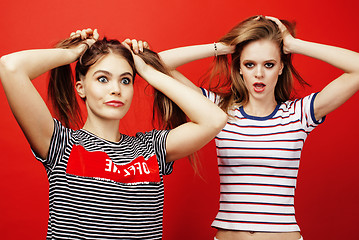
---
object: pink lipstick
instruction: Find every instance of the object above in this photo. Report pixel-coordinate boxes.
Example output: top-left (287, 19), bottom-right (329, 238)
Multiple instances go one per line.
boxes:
top-left (253, 82), bottom-right (266, 93)
top-left (105, 100), bottom-right (124, 107)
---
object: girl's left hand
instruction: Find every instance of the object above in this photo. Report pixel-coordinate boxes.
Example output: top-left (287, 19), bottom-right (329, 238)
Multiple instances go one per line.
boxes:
top-left (265, 16), bottom-right (296, 54)
top-left (122, 39), bottom-right (151, 76)
top-left (122, 38), bottom-right (150, 54)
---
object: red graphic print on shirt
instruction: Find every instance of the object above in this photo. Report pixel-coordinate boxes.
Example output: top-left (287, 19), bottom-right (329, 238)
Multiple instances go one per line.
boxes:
top-left (66, 145), bottom-right (161, 183)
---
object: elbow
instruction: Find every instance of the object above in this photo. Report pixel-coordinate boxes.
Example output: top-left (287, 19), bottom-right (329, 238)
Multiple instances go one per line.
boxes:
top-left (0, 54), bottom-right (20, 74)
top-left (211, 110), bottom-right (228, 132)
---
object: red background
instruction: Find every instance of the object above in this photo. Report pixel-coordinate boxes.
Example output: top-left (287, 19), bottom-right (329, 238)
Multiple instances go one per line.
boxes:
top-left (0, 0), bottom-right (358, 239)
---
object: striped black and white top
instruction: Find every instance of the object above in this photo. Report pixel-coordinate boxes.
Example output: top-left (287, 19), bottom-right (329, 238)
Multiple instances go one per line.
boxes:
top-left (33, 119), bottom-right (173, 239)
top-left (201, 88), bottom-right (324, 232)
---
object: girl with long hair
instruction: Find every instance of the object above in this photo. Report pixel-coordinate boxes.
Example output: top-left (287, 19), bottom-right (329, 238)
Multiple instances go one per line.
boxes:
top-left (159, 16), bottom-right (359, 240)
top-left (0, 29), bottom-right (227, 239)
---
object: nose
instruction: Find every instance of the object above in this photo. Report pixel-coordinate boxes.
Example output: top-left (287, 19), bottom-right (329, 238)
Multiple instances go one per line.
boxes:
top-left (110, 81), bottom-right (121, 95)
top-left (255, 66), bottom-right (264, 79)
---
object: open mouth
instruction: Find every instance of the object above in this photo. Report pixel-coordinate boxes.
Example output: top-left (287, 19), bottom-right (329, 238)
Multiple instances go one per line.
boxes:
top-left (253, 82), bottom-right (266, 92)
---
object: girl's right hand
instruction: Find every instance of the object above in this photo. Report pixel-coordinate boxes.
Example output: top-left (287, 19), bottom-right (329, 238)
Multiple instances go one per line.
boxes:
top-left (217, 42), bottom-right (236, 55)
top-left (70, 28), bottom-right (99, 45)
top-left (68, 28), bottom-right (99, 55)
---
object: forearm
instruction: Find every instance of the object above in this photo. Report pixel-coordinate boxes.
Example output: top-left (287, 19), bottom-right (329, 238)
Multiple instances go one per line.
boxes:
top-left (0, 47), bottom-right (83, 80)
top-left (159, 43), bottom-right (231, 69)
top-left (140, 66), bottom-right (227, 126)
top-left (290, 39), bottom-right (359, 74)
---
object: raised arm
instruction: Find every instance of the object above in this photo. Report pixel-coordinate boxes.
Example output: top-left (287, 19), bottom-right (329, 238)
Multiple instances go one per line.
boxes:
top-left (158, 43), bottom-right (235, 92)
top-left (0, 29), bottom-right (98, 159)
top-left (128, 47), bottom-right (228, 162)
top-left (159, 43), bottom-right (233, 69)
top-left (268, 16), bottom-right (359, 120)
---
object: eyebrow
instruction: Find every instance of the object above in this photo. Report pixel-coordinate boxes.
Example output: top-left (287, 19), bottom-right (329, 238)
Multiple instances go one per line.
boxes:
top-left (93, 70), bottom-right (133, 78)
top-left (242, 59), bottom-right (278, 63)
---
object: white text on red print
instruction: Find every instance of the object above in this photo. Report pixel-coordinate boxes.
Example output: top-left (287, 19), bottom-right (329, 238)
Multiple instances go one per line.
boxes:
top-left (105, 159), bottom-right (151, 177)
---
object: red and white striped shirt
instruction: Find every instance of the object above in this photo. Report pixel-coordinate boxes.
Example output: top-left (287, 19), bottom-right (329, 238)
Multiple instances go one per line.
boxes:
top-left (202, 88), bottom-right (324, 232)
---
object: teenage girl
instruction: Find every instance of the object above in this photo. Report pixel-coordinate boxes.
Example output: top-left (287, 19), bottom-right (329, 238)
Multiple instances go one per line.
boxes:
top-left (159, 16), bottom-right (359, 240)
top-left (0, 29), bottom-right (227, 239)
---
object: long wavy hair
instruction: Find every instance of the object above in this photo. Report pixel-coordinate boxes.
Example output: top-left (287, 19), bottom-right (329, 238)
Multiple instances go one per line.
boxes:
top-left (208, 15), bottom-right (308, 113)
top-left (48, 37), bottom-right (187, 131)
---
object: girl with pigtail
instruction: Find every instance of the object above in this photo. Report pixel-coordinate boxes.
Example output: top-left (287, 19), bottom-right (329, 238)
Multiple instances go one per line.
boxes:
top-left (159, 16), bottom-right (359, 240)
top-left (0, 29), bottom-right (227, 239)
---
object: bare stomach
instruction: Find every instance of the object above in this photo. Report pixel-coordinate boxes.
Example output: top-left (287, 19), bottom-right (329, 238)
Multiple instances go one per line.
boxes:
top-left (216, 229), bottom-right (302, 240)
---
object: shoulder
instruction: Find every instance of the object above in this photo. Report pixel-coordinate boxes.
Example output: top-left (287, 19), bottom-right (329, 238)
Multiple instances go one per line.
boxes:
top-left (133, 129), bottom-right (169, 144)
top-left (200, 87), bottom-right (223, 104)
top-left (280, 93), bottom-right (318, 111)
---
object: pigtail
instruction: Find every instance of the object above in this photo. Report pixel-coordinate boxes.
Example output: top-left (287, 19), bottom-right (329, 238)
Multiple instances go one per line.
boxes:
top-left (135, 49), bottom-right (187, 130)
top-left (137, 49), bottom-right (200, 173)
top-left (48, 38), bottom-right (84, 129)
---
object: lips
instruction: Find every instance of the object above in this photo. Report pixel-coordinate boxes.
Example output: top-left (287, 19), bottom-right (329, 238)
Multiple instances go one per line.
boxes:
top-left (253, 82), bottom-right (266, 93)
top-left (105, 100), bottom-right (124, 107)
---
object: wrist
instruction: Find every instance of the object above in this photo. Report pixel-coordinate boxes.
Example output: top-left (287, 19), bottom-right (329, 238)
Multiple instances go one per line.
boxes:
top-left (286, 38), bottom-right (303, 54)
top-left (68, 44), bottom-right (87, 60)
top-left (216, 42), bottom-right (235, 56)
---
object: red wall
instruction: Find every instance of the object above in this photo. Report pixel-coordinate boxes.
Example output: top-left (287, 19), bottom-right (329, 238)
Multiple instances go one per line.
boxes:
top-left (0, 0), bottom-right (358, 239)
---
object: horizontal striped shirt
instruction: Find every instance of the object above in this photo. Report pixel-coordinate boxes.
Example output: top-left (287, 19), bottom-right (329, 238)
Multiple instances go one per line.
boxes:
top-left (202, 88), bottom-right (324, 232)
top-left (33, 119), bottom-right (172, 239)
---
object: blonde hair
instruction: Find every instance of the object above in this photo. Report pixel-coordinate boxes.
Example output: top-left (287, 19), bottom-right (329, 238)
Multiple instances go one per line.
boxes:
top-left (209, 15), bottom-right (307, 113)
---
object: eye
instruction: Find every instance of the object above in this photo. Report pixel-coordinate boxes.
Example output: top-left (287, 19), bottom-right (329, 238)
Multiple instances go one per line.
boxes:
top-left (244, 62), bottom-right (255, 68)
top-left (121, 77), bottom-right (131, 85)
top-left (264, 62), bottom-right (275, 68)
top-left (97, 76), bottom-right (108, 83)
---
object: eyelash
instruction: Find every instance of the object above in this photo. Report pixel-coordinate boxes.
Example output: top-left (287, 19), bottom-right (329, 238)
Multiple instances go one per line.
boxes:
top-left (264, 63), bottom-right (275, 68)
top-left (244, 62), bottom-right (275, 68)
top-left (97, 76), bottom-right (108, 83)
top-left (121, 78), bottom-right (131, 85)
top-left (97, 76), bottom-right (132, 84)
top-left (244, 63), bottom-right (254, 68)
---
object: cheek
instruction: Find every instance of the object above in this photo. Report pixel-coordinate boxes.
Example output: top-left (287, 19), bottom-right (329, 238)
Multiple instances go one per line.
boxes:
top-left (86, 88), bottom-right (102, 99)
top-left (268, 70), bottom-right (280, 83)
top-left (241, 71), bottom-right (252, 84)
top-left (125, 87), bottom-right (134, 102)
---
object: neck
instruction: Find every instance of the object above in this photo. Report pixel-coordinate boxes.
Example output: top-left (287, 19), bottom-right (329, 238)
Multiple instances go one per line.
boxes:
top-left (243, 96), bottom-right (277, 117)
top-left (82, 117), bottom-right (121, 142)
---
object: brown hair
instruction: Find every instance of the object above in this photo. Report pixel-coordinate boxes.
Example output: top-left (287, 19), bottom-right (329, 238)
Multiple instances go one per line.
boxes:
top-left (48, 37), bottom-right (187, 131)
top-left (48, 37), bottom-right (197, 171)
top-left (208, 15), bottom-right (308, 113)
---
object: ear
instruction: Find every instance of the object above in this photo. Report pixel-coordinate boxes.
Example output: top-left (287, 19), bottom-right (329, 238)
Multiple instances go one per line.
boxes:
top-left (239, 68), bottom-right (243, 75)
top-left (279, 62), bottom-right (284, 75)
top-left (75, 80), bottom-right (86, 98)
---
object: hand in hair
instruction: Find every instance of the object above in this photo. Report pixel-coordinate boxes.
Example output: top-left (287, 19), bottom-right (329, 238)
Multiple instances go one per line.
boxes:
top-left (122, 38), bottom-right (149, 54)
top-left (265, 16), bottom-right (296, 54)
top-left (70, 28), bottom-right (99, 46)
top-left (215, 42), bottom-right (236, 55)
top-left (56, 28), bottom-right (99, 58)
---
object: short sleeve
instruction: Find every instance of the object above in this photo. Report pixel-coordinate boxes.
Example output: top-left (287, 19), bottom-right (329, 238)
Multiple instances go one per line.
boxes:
top-left (150, 129), bottom-right (173, 175)
top-left (299, 92), bottom-right (326, 132)
top-left (32, 118), bottom-right (70, 171)
top-left (200, 88), bottom-right (222, 105)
